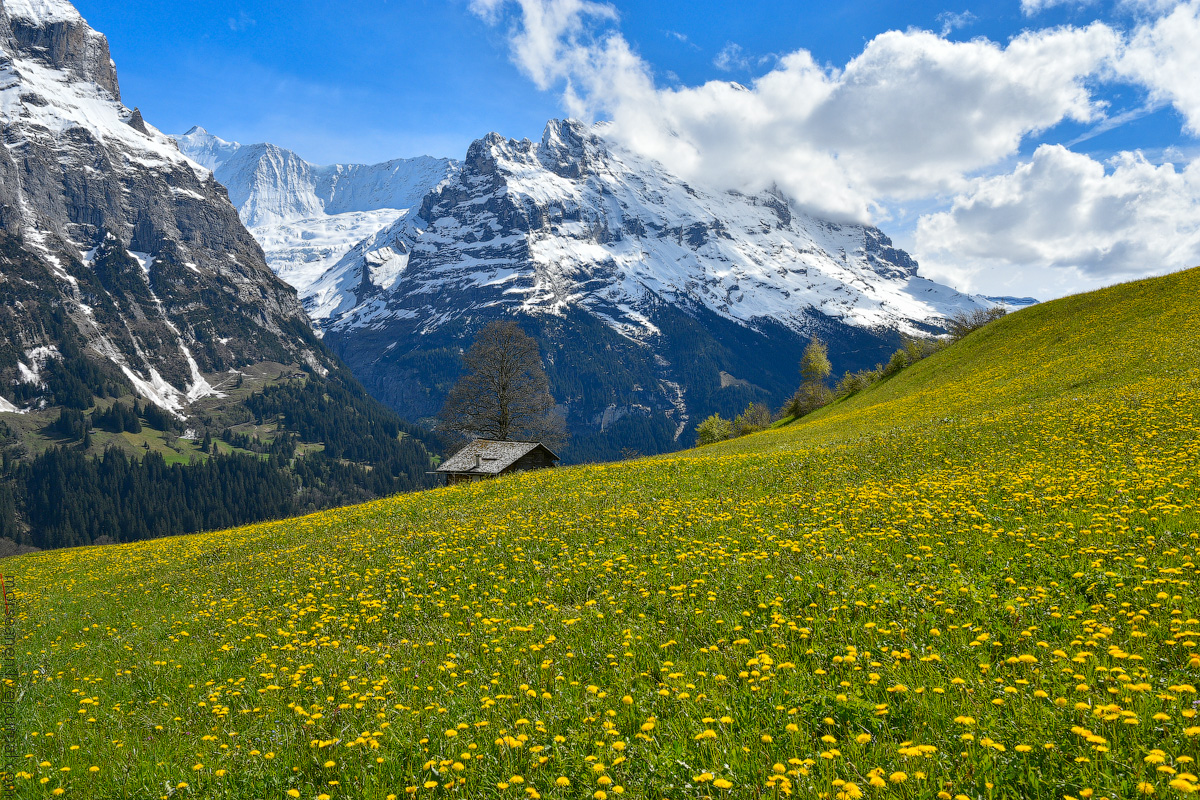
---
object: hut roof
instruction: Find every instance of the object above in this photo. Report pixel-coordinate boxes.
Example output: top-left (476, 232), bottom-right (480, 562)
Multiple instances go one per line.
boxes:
top-left (435, 440), bottom-right (559, 476)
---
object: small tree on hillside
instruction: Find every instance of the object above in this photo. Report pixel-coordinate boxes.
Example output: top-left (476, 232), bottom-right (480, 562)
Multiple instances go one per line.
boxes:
top-left (784, 336), bottom-right (834, 418)
top-left (732, 402), bottom-right (773, 437)
top-left (945, 306), bottom-right (1008, 342)
top-left (438, 320), bottom-right (567, 447)
top-left (695, 413), bottom-right (732, 445)
top-left (800, 336), bottom-right (832, 385)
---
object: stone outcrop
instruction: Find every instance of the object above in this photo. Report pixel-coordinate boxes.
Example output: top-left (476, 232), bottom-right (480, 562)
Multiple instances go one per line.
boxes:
top-left (0, 0), bottom-right (329, 414)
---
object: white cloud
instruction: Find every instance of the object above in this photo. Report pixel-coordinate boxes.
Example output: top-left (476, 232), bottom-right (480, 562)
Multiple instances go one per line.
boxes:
top-left (468, 0), bottom-right (618, 90)
top-left (504, 14), bottom-right (1120, 221)
top-left (472, 0), bottom-right (1200, 295)
top-left (915, 145), bottom-right (1200, 293)
top-left (1021, 0), bottom-right (1096, 16)
top-left (1119, 0), bottom-right (1200, 134)
top-left (664, 30), bottom-right (698, 50)
top-left (713, 43), bottom-right (749, 71)
top-left (1118, 0), bottom-right (1188, 14)
top-left (936, 10), bottom-right (977, 35)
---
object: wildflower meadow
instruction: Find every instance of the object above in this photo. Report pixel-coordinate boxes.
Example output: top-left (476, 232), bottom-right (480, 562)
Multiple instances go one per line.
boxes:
top-left (5, 268), bottom-right (1200, 799)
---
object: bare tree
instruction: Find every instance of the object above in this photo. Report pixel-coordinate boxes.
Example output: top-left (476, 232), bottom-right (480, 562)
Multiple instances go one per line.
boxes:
top-left (438, 321), bottom-right (567, 446)
top-left (945, 306), bottom-right (1008, 342)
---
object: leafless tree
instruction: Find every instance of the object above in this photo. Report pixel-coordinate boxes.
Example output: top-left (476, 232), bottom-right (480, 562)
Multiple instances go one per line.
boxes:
top-left (438, 321), bottom-right (567, 447)
top-left (945, 306), bottom-right (1008, 342)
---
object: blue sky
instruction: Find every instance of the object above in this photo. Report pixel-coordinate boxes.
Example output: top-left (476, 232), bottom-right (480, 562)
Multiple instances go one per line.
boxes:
top-left (72, 0), bottom-right (1200, 297)
top-left (75, 0), bottom-right (1179, 164)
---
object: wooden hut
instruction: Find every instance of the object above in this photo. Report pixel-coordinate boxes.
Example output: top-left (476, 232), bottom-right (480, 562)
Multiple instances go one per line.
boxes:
top-left (435, 440), bottom-right (559, 486)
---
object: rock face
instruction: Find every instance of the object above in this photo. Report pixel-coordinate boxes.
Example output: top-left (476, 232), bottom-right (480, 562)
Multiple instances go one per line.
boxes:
top-left (0, 0), bottom-right (329, 413)
top-left (173, 126), bottom-right (457, 299)
top-left (301, 120), bottom-right (992, 461)
top-left (0, 0), bottom-right (441, 549)
top-left (2, 0), bottom-right (117, 96)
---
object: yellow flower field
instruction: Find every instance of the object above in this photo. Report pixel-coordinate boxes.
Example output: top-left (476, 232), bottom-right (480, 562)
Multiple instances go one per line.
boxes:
top-left (5, 267), bottom-right (1200, 799)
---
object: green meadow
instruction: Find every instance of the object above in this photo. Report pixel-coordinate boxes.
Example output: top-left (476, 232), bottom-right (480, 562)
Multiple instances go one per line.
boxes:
top-left (5, 267), bottom-right (1200, 799)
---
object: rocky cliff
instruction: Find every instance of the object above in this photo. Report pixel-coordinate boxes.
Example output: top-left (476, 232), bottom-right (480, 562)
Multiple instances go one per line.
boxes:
top-left (0, 0), bottom-right (437, 547)
top-left (0, 0), bottom-right (334, 413)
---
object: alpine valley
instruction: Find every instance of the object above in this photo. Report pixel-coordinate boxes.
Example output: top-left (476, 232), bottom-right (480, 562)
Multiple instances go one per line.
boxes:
top-left (177, 120), bottom-right (997, 463)
top-left (0, 0), bottom-right (439, 551)
top-left (1, 0), bottom-right (1003, 552)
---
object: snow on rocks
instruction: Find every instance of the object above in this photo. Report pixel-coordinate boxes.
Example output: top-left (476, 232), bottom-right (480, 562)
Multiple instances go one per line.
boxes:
top-left (307, 119), bottom-right (992, 339)
top-left (172, 127), bottom-right (458, 297)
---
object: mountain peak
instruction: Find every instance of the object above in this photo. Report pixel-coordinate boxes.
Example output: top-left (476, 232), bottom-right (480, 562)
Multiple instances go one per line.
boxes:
top-left (173, 126), bottom-right (242, 171)
top-left (464, 132), bottom-right (511, 175)
top-left (173, 130), bottom-right (458, 291)
top-left (3, 0), bottom-right (82, 24)
top-left (1, 0), bottom-right (120, 99)
top-left (540, 117), bottom-right (589, 145)
top-left (126, 107), bottom-right (149, 135)
top-left (538, 118), bottom-right (597, 179)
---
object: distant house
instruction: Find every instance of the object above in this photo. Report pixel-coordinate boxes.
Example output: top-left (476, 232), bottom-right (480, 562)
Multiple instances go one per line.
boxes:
top-left (435, 440), bottom-right (560, 486)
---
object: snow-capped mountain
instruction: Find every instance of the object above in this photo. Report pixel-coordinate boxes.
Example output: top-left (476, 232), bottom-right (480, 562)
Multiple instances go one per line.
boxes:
top-left (0, 0), bottom-right (440, 546)
top-left (315, 120), bottom-right (984, 335)
top-left (301, 120), bottom-right (992, 459)
top-left (0, 0), bottom-right (336, 414)
top-left (173, 127), bottom-right (457, 295)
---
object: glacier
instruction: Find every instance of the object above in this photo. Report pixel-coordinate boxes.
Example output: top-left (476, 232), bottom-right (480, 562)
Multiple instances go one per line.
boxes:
top-left (173, 127), bottom-right (458, 296)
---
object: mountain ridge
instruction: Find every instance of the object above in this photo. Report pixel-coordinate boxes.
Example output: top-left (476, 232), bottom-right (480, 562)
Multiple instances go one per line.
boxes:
top-left (0, 0), bottom-right (440, 547)
top-left (308, 119), bottom-right (995, 459)
top-left (173, 126), bottom-right (458, 294)
top-left (178, 117), bottom-right (998, 461)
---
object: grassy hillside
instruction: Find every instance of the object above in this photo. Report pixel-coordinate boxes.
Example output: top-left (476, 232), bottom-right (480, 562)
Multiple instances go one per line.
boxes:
top-left (5, 269), bottom-right (1200, 800)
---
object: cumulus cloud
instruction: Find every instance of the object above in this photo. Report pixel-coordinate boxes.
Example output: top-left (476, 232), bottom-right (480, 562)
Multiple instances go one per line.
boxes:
top-left (468, 0), bottom-right (618, 90)
top-left (472, 0), bottom-right (1200, 294)
top-left (477, 4), bottom-right (1120, 221)
top-left (915, 145), bottom-right (1200, 291)
top-left (1119, 0), bottom-right (1200, 134)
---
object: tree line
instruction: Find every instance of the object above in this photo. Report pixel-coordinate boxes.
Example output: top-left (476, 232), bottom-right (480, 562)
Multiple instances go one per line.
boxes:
top-left (0, 373), bottom-right (441, 550)
top-left (695, 306), bottom-right (1009, 445)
